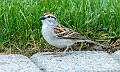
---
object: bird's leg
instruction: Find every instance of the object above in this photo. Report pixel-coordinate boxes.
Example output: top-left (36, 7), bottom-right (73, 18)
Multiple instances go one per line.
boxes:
top-left (70, 46), bottom-right (73, 51)
top-left (63, 45), bottom-right (71, 53)
top-left (53, 46), bottom-right (71, 57)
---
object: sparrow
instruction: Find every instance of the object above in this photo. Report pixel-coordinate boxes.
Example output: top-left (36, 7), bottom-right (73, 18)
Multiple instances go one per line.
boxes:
top-left (40, 12), bottom-right (104, 53)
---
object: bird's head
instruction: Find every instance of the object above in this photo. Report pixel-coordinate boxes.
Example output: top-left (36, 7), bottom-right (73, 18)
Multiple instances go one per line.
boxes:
top-left (40, 12), bottom-right (57, 27)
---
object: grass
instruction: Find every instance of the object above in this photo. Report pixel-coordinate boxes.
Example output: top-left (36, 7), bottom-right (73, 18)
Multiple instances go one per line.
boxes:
top-left (0, 0), bottom-right (120, 56)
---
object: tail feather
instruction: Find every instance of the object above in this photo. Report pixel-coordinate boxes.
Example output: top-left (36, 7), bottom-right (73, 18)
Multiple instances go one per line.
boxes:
top-left (76, 40), bottom-right (106, 48)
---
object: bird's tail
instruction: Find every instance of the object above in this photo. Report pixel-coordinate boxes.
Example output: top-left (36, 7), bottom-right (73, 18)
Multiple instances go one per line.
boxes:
top-left (76, 40), bottom-right (106, 48)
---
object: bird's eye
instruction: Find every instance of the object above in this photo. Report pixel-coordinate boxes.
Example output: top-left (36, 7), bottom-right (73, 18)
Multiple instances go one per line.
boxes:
top-left (48, 16), bottom-right (51, 18)
top-left (51, 16), bottom-right (56, 19)
top-left (47, 16), bottom-right (56, 19)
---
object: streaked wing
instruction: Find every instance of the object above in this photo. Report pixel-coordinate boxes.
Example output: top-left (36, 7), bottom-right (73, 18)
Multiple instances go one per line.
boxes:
top-left (54, 24), bottom-right (87, 40)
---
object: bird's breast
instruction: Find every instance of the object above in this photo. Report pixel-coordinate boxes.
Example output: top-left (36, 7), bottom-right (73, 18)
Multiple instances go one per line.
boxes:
top-left (41, 26), bottom-right (75, 48)
top-left (42, 26), bottom-right (57, 45)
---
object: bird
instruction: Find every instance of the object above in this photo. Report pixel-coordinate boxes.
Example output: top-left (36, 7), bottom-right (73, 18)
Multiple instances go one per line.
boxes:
top-left (40, 12), bottom-right (105, 54)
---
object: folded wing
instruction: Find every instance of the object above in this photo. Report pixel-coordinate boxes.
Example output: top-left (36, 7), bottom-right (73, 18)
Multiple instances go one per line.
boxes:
top-left (54, 24), bottom-right (87, 40)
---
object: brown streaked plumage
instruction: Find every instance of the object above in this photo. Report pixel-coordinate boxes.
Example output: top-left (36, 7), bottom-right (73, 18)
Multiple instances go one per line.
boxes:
top-left (54, 24), bottom-right (87, 39)
top-left (40, 12), bottom-right (106, 55)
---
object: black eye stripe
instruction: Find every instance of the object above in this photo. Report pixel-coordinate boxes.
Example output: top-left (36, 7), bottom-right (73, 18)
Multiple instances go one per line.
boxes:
top-left (47, 16), bottom-right (56, 19)
top-left (48, 16), bottom-right (51, 18)
top-left (51, 16), bottom-right (56, 19)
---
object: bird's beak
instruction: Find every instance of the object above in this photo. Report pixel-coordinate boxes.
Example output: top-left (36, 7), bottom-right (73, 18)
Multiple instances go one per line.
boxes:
top-left (40, 16), bottom-right (46, 20)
